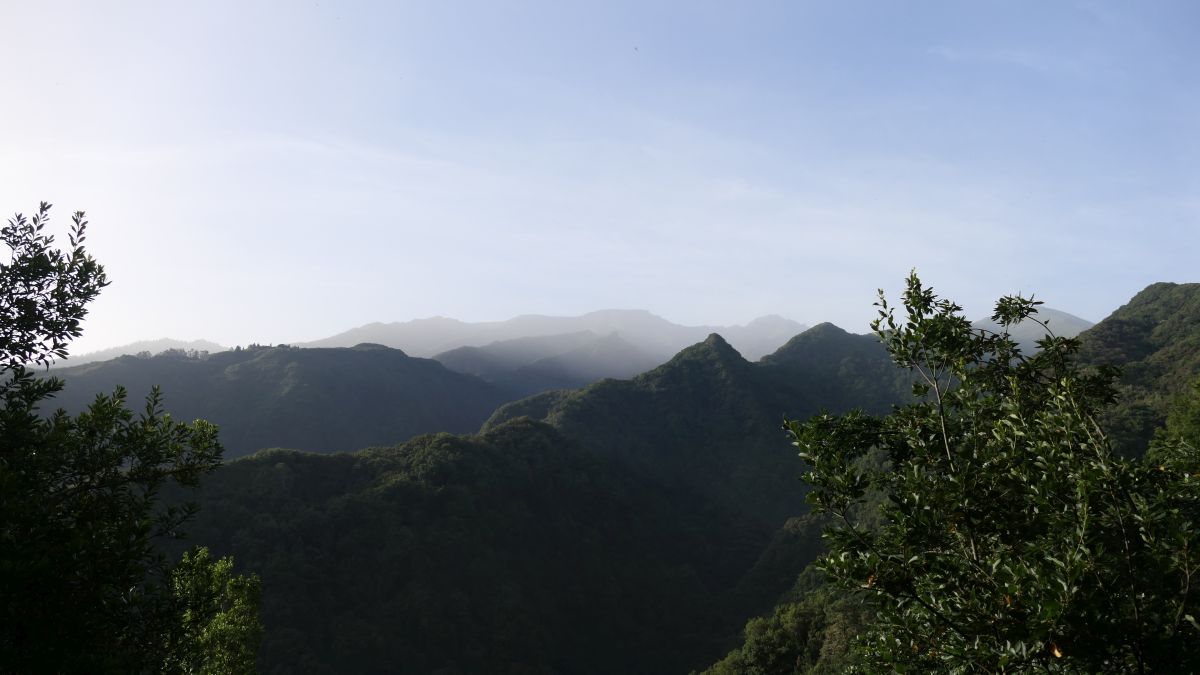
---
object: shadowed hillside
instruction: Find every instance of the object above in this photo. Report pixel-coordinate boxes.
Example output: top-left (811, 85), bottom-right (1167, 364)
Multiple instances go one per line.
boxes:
top-left (50, 343), bottom-right (510, 457)
top-left (178, 420), bottom-right (795, 674)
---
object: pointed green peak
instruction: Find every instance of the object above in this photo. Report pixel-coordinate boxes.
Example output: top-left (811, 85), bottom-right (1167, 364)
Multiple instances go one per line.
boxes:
top-left (656, 333), bottom-right (747, 370)
top-left (701, 332), bottom-right (742, 357)
top-left (763, 322), bottom-right (849, 357)
top-left (801, 322), bottom-right (850, 338)
top-left (703, 332), bottom-right (730, 347)
top-left (758, 322), bottom-right (886, 371)
top-left (631, 333), bottom-right (750, 388)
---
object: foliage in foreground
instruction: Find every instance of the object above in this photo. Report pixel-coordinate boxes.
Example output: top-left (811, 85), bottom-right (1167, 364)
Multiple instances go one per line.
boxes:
top-left (790, 273), bottom-right (1200, 673)
top-left (0, 203), bottom-right (260, 672)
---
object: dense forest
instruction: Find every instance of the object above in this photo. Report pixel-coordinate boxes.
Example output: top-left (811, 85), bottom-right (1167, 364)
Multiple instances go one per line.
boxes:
top-left (170, 326), bottom-right (910, 673)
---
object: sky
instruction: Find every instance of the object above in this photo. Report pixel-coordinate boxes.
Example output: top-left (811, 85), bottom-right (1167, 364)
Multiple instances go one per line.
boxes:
top-left (1, 0), bottom-right (1197, 354)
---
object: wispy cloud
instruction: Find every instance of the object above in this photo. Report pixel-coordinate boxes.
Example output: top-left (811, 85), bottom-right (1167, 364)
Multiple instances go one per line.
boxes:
top-left (926, 45), bottom-right (1105, 79)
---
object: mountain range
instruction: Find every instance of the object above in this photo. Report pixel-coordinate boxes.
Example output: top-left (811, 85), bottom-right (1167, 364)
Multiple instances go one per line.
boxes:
top-left (175, 323), bottom-right (909, 673)
top-left (432, 331), bottom-right (664, 397)
top-left (56, 311), bottom-right (809, 405)
top-left (300, 309), bottom-right (807, 362)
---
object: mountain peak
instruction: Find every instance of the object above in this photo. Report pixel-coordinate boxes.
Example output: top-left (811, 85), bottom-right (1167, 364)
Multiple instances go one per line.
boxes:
top-left (760, 322), bottom-right (864, 367)
top-left (802, 322), bottom-right (850, 337)
top-left (655, 333), bottom-right (747, 374)
top-left (703, 332), bottom-right (732, 347)
top-left (972, 306), bottom-right (1094, 353)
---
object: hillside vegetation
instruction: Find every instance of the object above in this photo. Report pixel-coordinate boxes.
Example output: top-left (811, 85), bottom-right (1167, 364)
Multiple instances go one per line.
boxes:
top-left (1076, 282), bottom-right (1200, 455)
top-left (181, 419), bottom-right (797, 674)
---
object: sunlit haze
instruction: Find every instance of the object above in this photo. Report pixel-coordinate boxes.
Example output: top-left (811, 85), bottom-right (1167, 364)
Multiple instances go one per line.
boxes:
top-left (2, 0), bottom-right (1196, 354)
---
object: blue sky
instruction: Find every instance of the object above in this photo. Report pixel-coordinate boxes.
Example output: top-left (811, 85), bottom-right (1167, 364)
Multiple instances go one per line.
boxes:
top-left (2, 1), bottom-right (1197, 353)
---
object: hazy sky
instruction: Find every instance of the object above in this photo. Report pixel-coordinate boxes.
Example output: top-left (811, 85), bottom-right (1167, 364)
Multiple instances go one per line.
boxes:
top-left (2, 1), bottom-right (1197, 354)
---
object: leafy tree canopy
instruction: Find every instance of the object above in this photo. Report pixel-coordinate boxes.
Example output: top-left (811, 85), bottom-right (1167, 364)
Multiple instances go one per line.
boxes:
top-left (791, 272), bottom-right (1200, 673)
top-left (0, 203), bottom-right (260, 673)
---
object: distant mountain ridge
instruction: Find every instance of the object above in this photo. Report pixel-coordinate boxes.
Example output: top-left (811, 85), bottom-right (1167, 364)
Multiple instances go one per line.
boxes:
top-left (301, 309), bottom-right (807, 362)
top-left (67, 312), bottom-right (807, 397)
top-left (972, 307), bottom-right (1094, 353)
top-left (432, 331), bottom-right (664, 397)
top-left (55, 338), bottom-right (226, 367)
top-left (432, 331), bottom-right (601, 381)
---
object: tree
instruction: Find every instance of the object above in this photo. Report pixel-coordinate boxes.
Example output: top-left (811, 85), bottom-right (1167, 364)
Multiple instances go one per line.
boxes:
top-left (791, 272), bottom-right (1200, 673)
top-left (161, 547), bottom-right (263, 674)
top-left (0, 203), bottom-right (261, 672)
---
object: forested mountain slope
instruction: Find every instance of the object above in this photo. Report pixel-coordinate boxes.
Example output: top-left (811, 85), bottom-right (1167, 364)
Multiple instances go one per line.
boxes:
top-left (487, 334), bottom-right (807, 528)
top-left (486, 325), bottom-right (909, 532)
top-left (178, 324), bottom-right (908, 673)
top-left (50, 343), bottom-right (509, 457)
top-left (180, 420), bottom-right (789, 674)
top-left (1076, 282), bottom-right (1200, 455)
top-left (759, 322), bottom-right (914, 415)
